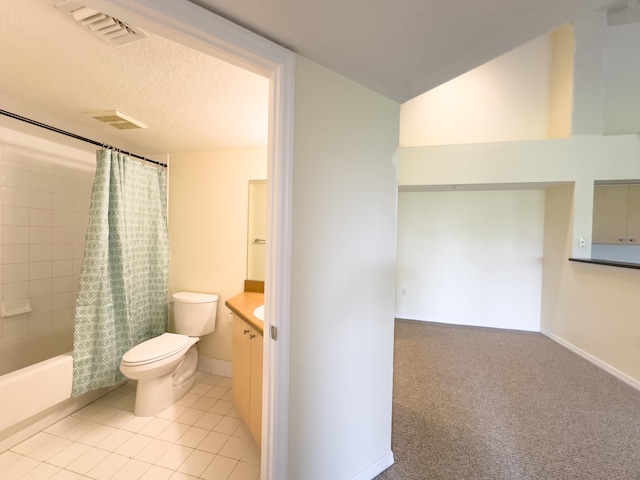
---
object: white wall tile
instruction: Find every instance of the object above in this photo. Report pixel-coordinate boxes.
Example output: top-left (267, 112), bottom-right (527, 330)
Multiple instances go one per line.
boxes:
top-left (73, 196), bottom-right (90, 213)
top-left (51, 276), bottom-right (72, 294)
top-left (52, 260), bottom-right (72, 277)
top-left (3, 226), bottom-right (28, 244)
top-left (4, 245), bottom-right (29, 264)
top-left (52, 292), bottom-right (72, 311)
top-left (4, 167), bottom-right (30, 189)
top-left (3, 263), bottom-right (29, 283)
top-left (30, 191), bottom-right (53, 209)
top-left (30, 279), bottom-right (52, 298)
top-left (30, 245), bottom-right (52, 262)
top-left (53, 227), bottom-right (73, 244)
top-left (3, 281), bottom-right (29, 301)
top-left (30, 226), bottom-right (53, 244)
top-left (3, 206), bottom-right (29, 226)
top-left (52, 308), bottom-right (74, 329)
top-left (53, 244), bottom-right (73, 261)
top-left (3, 187), bottom-right (30, 207)
top-left (72, 259), bottom-right (83, 275)
top-left (73, 243), bottom-right (84, 260)
top-left (73, 227), bottom-right (86, 244)
top-left (54, 210), bottom-right (73, 227)
top-left (30, 295), bottom-right (52, 314)
top-left (0, 130), bottom-right (94, 354)
top-left (30, 209), bottom-right (53, 227)
top-left (55, 177), bottom-right (75, 195)
top-left (30, 261), bottom-right (52, 280)
top-left (53, 194), bottom-right (73, 211)
top-left (30, 172), bottom-right (55, 193)
top-left (2, 316), bottom-right (29, 341)
top-left (73, 211), bottom-right (89, 229)
top-left (29, 313), bottom-right (52, 334)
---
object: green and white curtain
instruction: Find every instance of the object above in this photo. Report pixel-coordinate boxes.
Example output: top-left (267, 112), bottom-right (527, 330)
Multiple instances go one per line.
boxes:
top-left (73, 149), bottom-right (169, 396)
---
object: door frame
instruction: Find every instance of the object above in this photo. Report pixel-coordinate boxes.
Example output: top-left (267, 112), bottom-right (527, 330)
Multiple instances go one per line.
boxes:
top-left (85, 1), bottom-right (295, 478)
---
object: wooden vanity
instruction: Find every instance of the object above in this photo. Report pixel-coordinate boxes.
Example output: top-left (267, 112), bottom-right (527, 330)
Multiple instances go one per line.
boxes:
top-left (225, 290), bottom-right (264, 447)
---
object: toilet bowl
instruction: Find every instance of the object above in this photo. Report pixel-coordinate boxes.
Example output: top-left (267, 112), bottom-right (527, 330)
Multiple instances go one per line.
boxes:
top-left (119, 292), bottom-right (218, 416)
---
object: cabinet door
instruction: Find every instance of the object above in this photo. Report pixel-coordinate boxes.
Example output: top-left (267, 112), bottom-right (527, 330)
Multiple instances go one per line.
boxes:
top-left (232, 316), bottom-right (251, 423)
top-left (249, 331), bottom-right (263, 447)
top-left (593, 185), bottom-right (628, 244)
top-left (626, 185), bottom-right (640, 244)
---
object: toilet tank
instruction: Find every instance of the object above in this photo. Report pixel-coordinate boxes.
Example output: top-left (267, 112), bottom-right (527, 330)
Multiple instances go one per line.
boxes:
top-left (172, 292), bottom-right (218, 336)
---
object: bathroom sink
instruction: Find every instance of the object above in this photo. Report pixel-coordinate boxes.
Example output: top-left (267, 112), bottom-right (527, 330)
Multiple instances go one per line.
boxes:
top-left (254, 305), bottom-right (264, 321)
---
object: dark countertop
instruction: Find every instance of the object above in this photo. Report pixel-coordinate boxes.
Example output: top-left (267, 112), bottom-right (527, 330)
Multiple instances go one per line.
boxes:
top-left (569, 257), bottom-right (640, 270)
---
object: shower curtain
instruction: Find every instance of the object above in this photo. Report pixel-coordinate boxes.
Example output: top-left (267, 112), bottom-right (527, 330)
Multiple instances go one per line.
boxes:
top-left (72, 149), bottom-right (169, 396)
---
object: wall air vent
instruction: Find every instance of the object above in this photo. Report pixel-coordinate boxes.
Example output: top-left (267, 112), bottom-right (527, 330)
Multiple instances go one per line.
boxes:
top-left (54, 0), bottom-right (149, 47)
top-left (87, 110), bottom-right (148, 130)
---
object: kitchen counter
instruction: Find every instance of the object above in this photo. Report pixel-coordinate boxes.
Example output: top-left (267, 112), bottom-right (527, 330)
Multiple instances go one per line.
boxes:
top-left (225, 292), bottom-right (264, 335)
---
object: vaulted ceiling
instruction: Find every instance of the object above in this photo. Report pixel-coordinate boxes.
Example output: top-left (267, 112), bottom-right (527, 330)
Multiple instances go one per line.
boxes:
top-left (0, 0), bottom-right (625, 156)
top-left (191, 0), bottom-right (619, 103)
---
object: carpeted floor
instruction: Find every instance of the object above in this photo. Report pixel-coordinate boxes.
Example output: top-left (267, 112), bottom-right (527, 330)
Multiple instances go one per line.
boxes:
top-left (375, 319), bottom-right (640, 480)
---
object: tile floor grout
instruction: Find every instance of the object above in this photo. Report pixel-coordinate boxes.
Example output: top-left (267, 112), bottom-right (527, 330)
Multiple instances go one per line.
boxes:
top-left (0, 372), bottom-right (260, 480)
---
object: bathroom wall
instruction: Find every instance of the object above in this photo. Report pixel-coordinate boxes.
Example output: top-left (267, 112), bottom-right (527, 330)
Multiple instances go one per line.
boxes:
top-left (168, 148), bottom-right (267, 369)
top-left (0, 126), bottom-right (94, 374)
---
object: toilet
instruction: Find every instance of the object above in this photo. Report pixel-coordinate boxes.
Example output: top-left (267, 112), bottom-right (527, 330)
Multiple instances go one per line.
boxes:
top-left (120, 291), bottom-right (218, 416)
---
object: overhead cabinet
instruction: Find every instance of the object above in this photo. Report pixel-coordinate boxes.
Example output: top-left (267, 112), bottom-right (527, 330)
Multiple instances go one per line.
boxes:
top-left (593, 185), bottom-right (640, 245)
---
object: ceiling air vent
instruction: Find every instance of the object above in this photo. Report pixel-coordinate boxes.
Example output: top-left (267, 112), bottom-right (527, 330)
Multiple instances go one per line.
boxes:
top-left (54, 0), bottom-right (149, 47)
top-left (87, 111), bottom-right (148, 130)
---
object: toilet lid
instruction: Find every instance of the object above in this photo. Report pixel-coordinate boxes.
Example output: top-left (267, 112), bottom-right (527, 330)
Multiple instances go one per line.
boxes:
top-left (122, 333), bottom-right (189, 365)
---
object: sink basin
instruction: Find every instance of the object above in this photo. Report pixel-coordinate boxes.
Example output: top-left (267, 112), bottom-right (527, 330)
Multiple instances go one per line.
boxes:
top-left (254, 305), bottom-right (264, 321)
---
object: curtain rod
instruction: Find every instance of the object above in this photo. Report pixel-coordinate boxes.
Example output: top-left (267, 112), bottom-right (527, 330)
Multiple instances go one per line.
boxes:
top-left (0, 109), bottom-right (167, 168)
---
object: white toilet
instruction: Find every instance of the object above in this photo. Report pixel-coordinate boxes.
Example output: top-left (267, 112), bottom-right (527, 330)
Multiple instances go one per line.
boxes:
top-left (120, 291), bottom-right (218, 416)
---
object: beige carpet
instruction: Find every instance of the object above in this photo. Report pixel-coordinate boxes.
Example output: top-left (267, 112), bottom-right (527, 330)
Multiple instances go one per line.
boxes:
top-left (375, 319), bottom-right (640, 480)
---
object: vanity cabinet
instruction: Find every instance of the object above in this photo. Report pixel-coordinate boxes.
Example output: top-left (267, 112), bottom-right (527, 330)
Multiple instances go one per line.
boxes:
top-left (593, 185), bottom-right (640, 244)
top-left (232, 315), bottom-right (263, 446)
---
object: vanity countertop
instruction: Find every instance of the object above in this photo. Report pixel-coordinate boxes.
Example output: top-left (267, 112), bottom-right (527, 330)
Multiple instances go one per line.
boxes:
top-left (225, 292), bottom-right (264, 335)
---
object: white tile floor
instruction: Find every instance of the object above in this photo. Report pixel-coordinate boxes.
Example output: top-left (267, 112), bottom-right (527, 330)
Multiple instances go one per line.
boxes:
top-left (0, 373), bottom-right (260, 480)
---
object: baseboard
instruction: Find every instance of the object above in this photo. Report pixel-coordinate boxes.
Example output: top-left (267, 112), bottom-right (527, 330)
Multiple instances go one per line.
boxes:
top-left (350, 451), bottom-right (394, 480)
top-left (197, 356), bottom-right (232, 377)
top-left (541, 329), bottom-right (640, 392)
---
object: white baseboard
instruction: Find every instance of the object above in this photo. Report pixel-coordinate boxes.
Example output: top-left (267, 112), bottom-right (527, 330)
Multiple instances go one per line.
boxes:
top-left (197, 356), bottom-right (232, 377)
top-left (350, 451), bottom-right (394, 480)
top-left (541, 329), bottom-right (640, 392)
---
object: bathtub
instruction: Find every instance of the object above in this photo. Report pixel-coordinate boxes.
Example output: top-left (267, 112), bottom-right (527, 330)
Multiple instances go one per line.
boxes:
top-left (0, 352), bottom-right (113, 452)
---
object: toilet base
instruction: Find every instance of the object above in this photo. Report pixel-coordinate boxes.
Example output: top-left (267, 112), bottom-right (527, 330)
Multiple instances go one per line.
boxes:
top-left (132, 345), bottom-right (199, 416)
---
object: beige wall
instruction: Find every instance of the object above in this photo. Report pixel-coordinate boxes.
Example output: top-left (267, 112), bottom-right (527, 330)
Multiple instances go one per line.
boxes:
top-left (400, 34), bottom-right (553, 146)
top-left (168, 148), bottom-right (266, 361)
top-left (542, 184), bottom-right (640, 383)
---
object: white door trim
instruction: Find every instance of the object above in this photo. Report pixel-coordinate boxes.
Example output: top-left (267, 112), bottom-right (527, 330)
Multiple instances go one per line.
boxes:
top-left (84, 1), bottom-right (295, 478)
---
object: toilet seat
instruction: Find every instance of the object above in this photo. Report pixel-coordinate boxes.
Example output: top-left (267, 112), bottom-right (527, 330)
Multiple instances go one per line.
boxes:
top-left (122, 333), bottom-right (190, 366)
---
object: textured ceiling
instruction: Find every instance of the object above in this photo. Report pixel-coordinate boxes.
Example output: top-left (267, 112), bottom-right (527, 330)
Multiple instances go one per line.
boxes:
top-left (191, 0), bottom-right (617, 103)
top-left (0, 0), bottom-right (269, 156)
top-left (0, 0), bottom-right (624, 159)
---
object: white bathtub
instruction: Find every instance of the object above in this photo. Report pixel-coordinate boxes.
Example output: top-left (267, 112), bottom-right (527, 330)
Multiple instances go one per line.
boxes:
top-left (0, 352), bottom-right (113, 452)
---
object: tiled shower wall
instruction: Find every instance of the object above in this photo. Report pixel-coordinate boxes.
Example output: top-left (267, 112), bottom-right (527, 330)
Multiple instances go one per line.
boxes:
top-left (0, 126), bottom-right (95, 374)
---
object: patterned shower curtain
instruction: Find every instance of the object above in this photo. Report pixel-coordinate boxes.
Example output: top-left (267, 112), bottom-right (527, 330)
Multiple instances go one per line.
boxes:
top-left (72, 149), bottom-right (169, 396)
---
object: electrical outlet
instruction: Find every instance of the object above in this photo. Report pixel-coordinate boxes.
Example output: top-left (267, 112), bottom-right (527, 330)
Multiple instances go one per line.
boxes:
top-left (401, 288), bottom-right (407, 297)
top-left (579, 237), bottom-right (586, 247)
